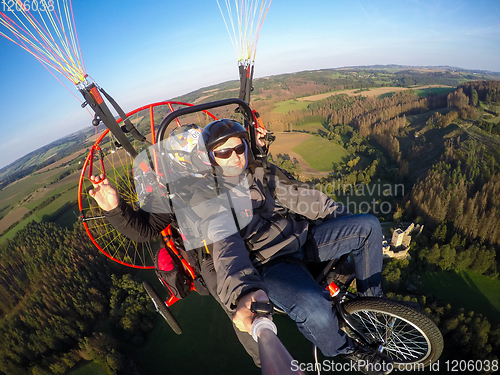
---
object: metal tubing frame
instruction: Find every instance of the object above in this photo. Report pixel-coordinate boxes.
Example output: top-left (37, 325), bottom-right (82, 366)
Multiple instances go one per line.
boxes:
top-left (156, 98), bottom-right (257, 155)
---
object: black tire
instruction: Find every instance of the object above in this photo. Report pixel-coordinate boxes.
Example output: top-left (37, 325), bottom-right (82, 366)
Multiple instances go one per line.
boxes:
top-left (143, 281), bottom-right (182, 335)
top-left (342, 297), bottom-right (443, 369)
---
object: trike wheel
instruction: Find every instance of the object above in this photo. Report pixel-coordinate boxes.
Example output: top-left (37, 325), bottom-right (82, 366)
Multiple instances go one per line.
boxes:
top-left (143, 281), bottom-right (182, 335)
top-left (342, 297), bottom-right (443, 369)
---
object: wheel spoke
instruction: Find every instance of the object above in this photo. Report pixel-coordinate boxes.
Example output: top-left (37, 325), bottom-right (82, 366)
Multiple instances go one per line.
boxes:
top-left (343, 298), bottom-right (443, 368)
top-left (351, 310), bottom-right (430, 363)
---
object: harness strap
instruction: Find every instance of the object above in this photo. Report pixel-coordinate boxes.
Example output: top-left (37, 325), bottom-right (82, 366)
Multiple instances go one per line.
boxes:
top-left (99, 87), bottom-right (151, 145)
top-left (249, 158), bottom-right (273, 203)
top-left (79, 84), bottom-right (138, 158)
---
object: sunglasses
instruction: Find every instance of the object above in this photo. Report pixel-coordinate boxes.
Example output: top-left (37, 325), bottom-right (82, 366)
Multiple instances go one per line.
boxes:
top-left (212, 142), bottom-right (247, 159)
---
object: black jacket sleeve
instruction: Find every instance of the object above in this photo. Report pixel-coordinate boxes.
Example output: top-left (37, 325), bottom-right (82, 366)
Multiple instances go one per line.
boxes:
top-left (104, 198), bottom-right (172, 242)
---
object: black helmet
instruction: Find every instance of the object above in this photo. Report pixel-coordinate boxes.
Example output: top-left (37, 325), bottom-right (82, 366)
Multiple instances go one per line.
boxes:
top-left (201, 119), bottom-right (249, 153)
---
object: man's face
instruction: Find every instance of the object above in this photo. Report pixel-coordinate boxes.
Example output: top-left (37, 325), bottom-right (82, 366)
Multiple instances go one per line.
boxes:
top-left (212, 137), bottom-right (247, 177)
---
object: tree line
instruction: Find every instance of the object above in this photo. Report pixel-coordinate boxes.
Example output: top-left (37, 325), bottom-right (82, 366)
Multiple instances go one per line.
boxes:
top-left (459, 80), bottom-right (500, 103)
top-left (409, 160), bottom-right (500, 246)
top-left (268, 90), bottom-right (447, 138)
top-left (266, 89), bottom-right (449, 180)
top-left (268, 154), bottom-right (302, 177)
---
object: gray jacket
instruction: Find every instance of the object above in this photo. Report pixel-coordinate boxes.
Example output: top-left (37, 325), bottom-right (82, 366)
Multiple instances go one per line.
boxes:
top-left (190, 162), bottom-right (350, 310)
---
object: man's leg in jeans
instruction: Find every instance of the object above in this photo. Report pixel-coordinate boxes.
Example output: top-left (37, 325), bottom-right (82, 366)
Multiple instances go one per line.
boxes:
top-left (308, 213), bottom-right (383, 297)
top-left (261, 261), bottom-right (352, 356)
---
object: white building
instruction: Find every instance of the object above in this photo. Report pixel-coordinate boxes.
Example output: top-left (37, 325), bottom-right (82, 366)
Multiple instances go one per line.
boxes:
top-left (383, 223), bottom-right (423, 260)
top-left (392, 229), bottom-right (404, 247)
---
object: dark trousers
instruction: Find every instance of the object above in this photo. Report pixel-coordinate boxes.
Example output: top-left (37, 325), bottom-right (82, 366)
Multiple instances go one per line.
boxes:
top-left (200, 259), bottom-right (261, 367)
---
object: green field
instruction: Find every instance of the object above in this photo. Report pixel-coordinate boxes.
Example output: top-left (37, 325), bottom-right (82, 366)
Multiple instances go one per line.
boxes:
top-left (67, 361), bottom-right (108, 375)
top-left (292, 136), bottom-right (350, 171)
top-left (413, 87), bottom-right (455, 97)
top-left (22, 181), bottom-right (75, 211)
top-left (292, 121), bottom-right (324, 132)
top-left (0, 171), bottom-right (55, 206)
top-left (0, 177), bottom-right (78, 243)
top-left (272, 100), bottom-right (310, 114)
top-left (0, 146), bottom-right (136, 243)
top-left (484, 115), bottom-right (500, 125)
top-left (118, 268), bottom-right (315, 375)
top-left (482, 103), bottom-right (500, 124)
top-left (378, 87), bottom-right (455, 99)
top-left (420, 270), bottom-right (500, 324)
top-left (115, 270), bottom-right (315, 375)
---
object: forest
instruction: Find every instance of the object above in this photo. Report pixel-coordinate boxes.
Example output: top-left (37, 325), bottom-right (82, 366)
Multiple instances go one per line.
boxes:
top-left (0, 223), bottom-right (153, 374)
top-left (268, 78), bottom-right (500, 370)
top-left (1, 69), bottom-right (500, 374)
top-left (299, 81), bottom-right (500, 276)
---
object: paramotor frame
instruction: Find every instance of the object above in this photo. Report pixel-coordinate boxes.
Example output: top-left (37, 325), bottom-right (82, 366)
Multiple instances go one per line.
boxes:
top-left (78, 100), bottom-right (218, 269)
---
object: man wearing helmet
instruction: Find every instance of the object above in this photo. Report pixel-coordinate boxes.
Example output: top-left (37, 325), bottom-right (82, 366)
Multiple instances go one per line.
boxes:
top-left (89, 123), bottom-right (264, 365)
top-left (190, 119), bottom-right (391, 375)
top-left (90, 120), bottom-right (390, 374)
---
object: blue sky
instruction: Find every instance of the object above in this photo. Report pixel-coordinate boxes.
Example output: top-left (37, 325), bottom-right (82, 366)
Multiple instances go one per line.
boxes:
top-left (1, 0), bottom-right (499, 170)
